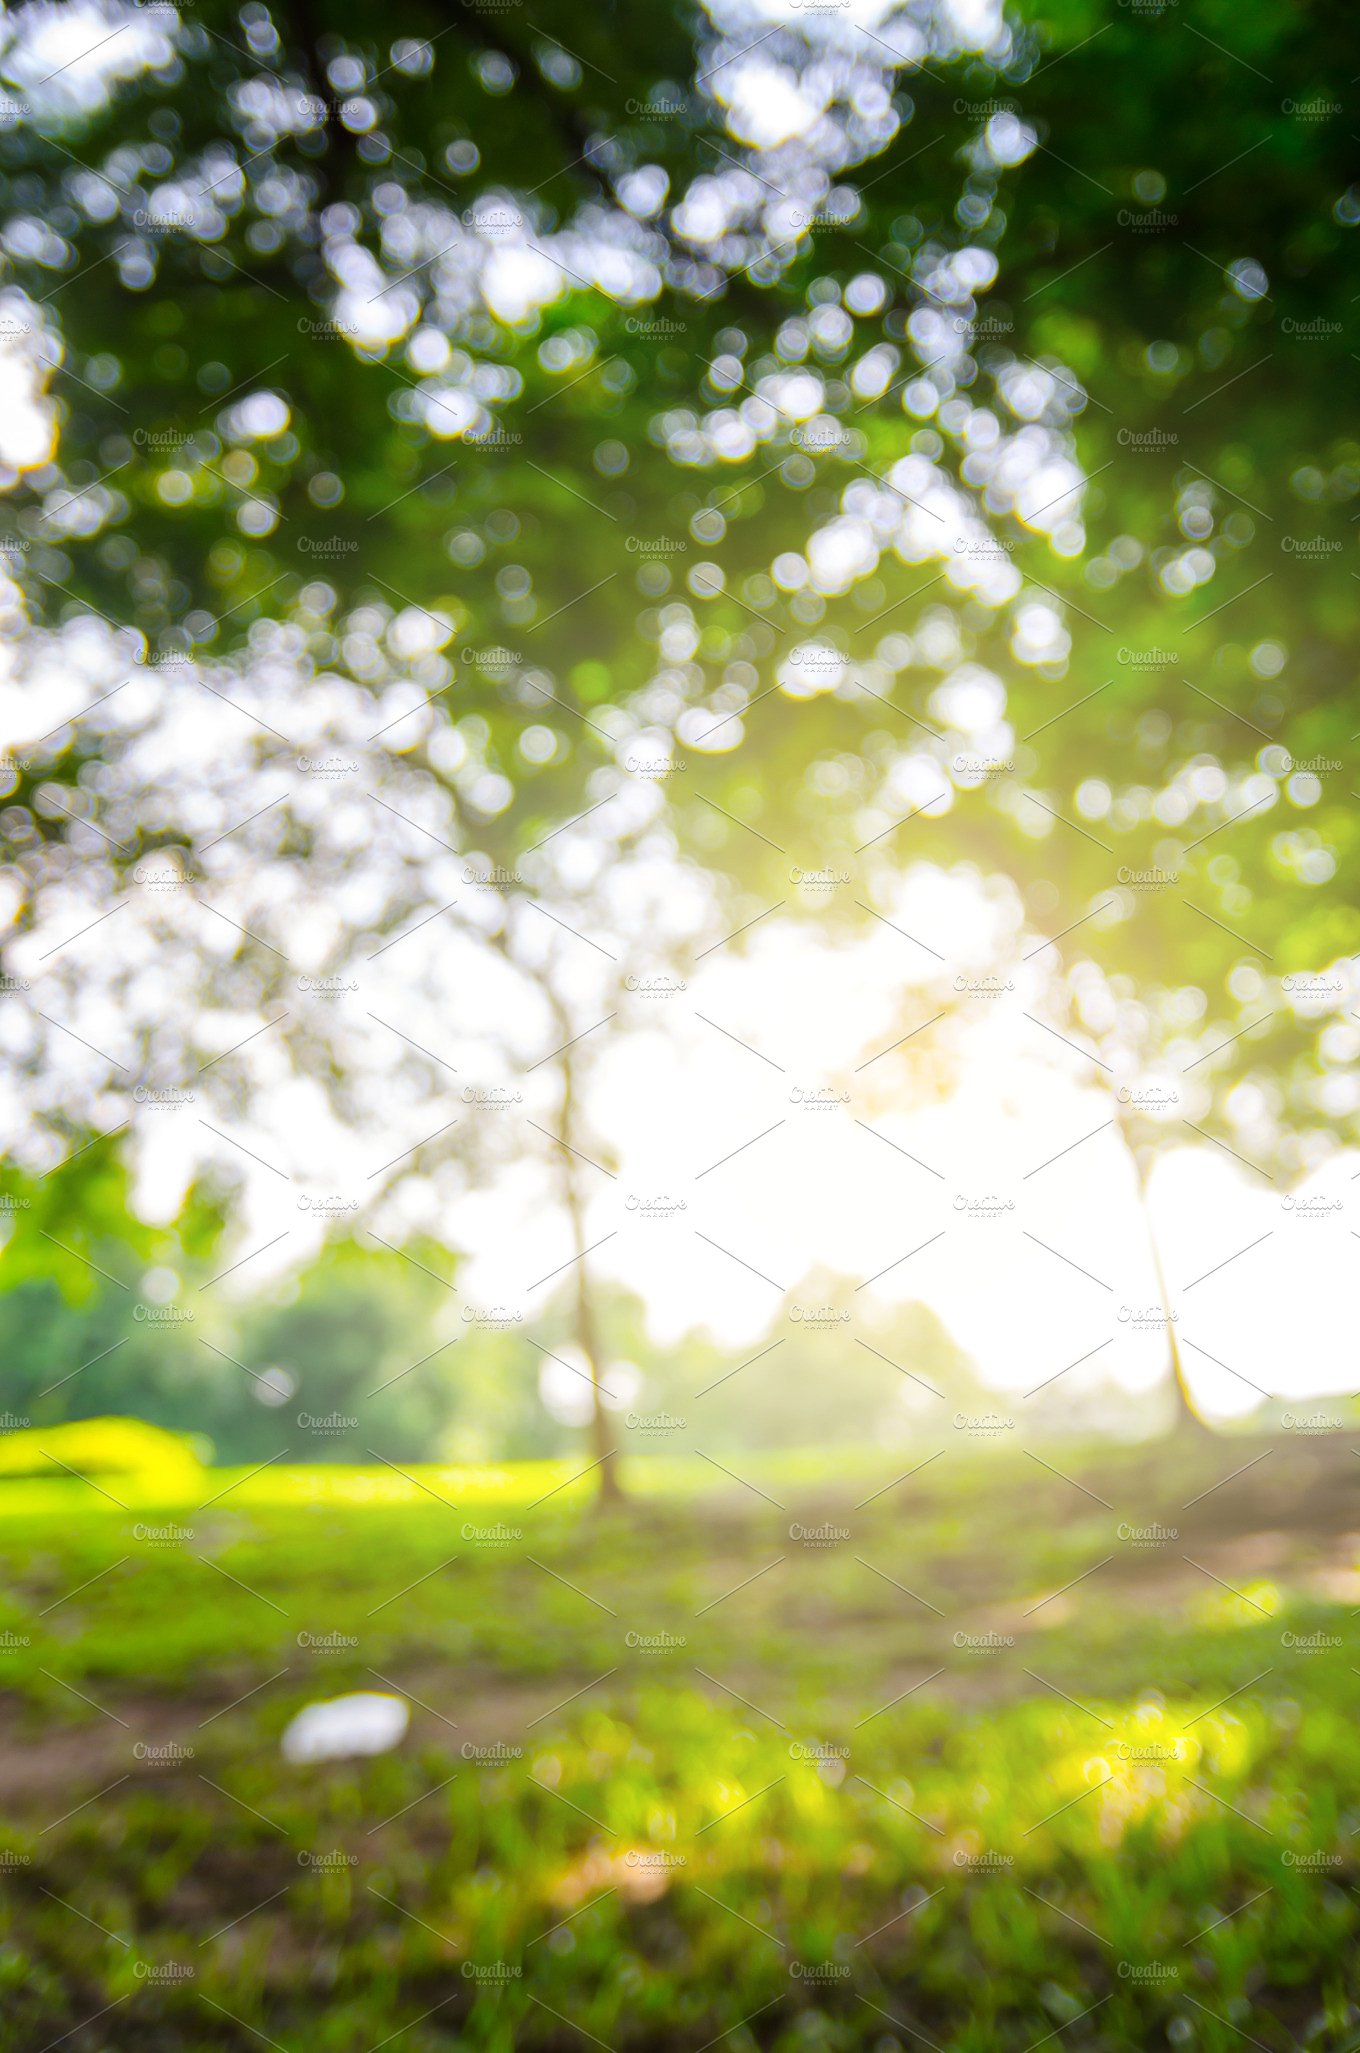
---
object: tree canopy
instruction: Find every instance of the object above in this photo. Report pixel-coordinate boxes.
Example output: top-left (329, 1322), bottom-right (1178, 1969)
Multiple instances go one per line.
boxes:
top-left (0, 0), bottom-right (1355, 1442)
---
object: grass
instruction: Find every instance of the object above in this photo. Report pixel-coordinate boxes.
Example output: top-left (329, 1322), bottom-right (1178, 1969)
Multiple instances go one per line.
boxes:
top-left (1, 1428), bottom-right (1358, 2051)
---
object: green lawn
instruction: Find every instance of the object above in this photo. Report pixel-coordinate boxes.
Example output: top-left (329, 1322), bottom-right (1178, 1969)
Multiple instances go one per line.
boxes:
top-left (1, 1430), bottom-right (1357, 2051)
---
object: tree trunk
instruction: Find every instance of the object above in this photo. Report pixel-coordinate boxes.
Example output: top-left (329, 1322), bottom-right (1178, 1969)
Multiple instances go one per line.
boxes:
top-left (558, 1042), bottom-right (622, 1502)
top-left (1121, 1116), bottom-right (1210, 1436)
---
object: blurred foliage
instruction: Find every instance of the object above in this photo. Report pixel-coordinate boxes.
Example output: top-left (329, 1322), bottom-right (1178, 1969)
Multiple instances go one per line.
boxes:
top-left (0, 0), bottom-right (1354, 1152)
top-left (0, 0), bottom-right (1356, 1441)
top-left (0, 1410), bottom-right (203, 1480)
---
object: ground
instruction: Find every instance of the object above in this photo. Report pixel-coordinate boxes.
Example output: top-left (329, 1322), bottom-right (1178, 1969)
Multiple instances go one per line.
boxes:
top-left (1, 1429), bottom-right (1358, 2051)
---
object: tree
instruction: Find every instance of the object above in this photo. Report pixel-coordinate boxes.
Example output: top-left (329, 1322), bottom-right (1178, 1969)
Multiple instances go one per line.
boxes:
top-left (1, 0), bottom-right (1353, 1453)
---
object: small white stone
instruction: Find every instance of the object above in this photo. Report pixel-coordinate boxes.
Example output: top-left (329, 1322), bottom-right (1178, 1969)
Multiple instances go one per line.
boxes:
top-left (280, 1692), bottom-right (410, 1763)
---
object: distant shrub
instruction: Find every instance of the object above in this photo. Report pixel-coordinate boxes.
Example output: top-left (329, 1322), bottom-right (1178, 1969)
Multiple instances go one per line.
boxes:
top-left (0, 1416), bottom-right (207, 1484)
